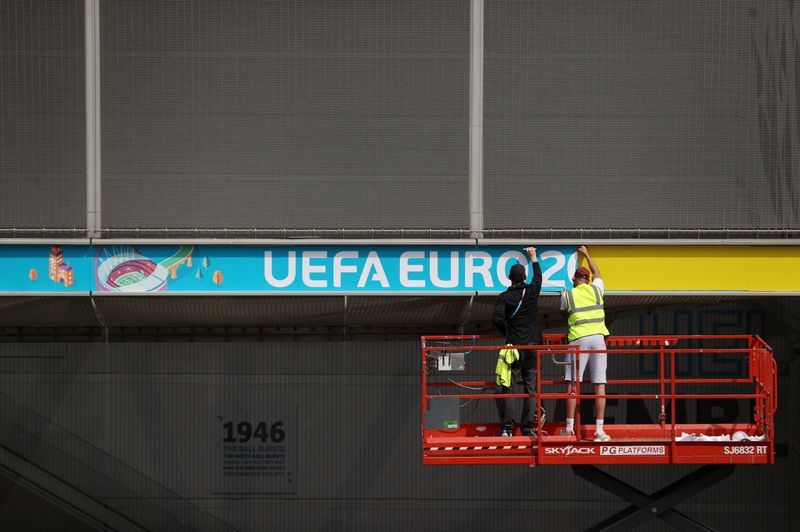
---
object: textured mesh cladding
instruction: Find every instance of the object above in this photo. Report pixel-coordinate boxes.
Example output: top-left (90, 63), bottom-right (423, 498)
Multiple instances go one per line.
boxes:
top-left (101, 1), bottom-right (470, 230)
top-left (0, 1), bottom-right (86, 228)
top-left (484, 0), bottom-right (800, 230)
top-left (0, 328), bottom-right (795, 531)
top-left (0, 297), bottom-right (99, 327)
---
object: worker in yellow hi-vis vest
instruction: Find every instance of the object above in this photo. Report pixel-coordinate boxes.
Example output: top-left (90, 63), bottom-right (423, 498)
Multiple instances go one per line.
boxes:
top-left (560, 246), bottom-right (611, 442)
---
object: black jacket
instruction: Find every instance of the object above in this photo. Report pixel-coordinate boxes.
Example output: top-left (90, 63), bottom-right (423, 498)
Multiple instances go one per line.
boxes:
top-left (492, 261), bottom-right (543, 346)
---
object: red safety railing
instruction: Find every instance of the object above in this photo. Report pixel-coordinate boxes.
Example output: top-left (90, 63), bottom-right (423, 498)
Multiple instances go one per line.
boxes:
top-left (421, 334), bottom-right (776, 466)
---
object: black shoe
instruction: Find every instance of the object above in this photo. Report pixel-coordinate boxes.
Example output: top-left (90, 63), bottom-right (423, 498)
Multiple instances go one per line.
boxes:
top-left (498, 428), bottom-right (513, 437)
top-left (521, 428), bottom-right (536, 437)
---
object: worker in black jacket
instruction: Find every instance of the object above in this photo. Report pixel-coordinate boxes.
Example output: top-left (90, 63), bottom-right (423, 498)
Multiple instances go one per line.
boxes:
top-left (492, 246), bottom-right (543, 437)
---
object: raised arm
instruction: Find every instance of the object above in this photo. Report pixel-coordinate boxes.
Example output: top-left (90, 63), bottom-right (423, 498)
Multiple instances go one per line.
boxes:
top-left (524, 246), bottom-right (538, 264)
top-left (525, 246), bottom-right (543, 291)
top-left (577, 245), bottom-right (601, 279)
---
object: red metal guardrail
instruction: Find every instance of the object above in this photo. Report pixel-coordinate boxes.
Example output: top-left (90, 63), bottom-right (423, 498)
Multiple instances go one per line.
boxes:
top-left (421, 334), bottom-right (776, 466)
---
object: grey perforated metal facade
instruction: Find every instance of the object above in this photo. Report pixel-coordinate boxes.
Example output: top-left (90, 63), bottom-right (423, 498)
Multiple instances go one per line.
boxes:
top-left (100, 0), bottom-right (470, 230)
top-left (484, 0), bottom-right (800, 231)
top-left (0, 299), bottom-right (797, 531)
top-left (0, 4), bottom-right (798, 532)
top-left (0, 0), bottom-right (86, 229)
top-left (1, 1), bottom-right (799, 235)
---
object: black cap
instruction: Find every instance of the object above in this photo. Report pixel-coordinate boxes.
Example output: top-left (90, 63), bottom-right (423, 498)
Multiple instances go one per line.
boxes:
top-left (508, 263), bottom-right (526, 283)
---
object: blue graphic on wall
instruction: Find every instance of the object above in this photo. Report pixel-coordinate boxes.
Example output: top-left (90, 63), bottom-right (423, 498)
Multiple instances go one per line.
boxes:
top-left (0, 245), bottom-right (92, 292)
top-left (1, 244), bottom-right (578, 294)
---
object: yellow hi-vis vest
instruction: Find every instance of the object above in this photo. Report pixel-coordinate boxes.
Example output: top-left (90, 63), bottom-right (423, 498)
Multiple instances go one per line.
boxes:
top-left (565, 283), bottom-right (610, 342)
top-left (495, 345), bottom-right (519, 387)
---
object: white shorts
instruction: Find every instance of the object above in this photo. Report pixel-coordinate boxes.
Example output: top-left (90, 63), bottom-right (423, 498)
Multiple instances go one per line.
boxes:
top-left (564, 334), bottom-right (607, 384)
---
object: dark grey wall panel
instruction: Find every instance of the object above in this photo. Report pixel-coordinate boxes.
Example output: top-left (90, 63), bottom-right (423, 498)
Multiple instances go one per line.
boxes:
top-left (0, 300), bottom-right (797, 531)
top-left (0, 0), bottom-right (85, 229)
top-left (484, 0), bottom-right (800, 230)
top-left (101, 0), bottom-right (470, 230)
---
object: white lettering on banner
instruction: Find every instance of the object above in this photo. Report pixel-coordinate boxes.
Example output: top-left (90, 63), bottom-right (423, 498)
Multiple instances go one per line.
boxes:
top-left (430, 251), bottom-right (459, 288)
top-left (262, 247), bottom-right (572, 291)
top-left (566, 252), bottom-right (578, 280)
top-left (400, 251), bottom-right (426, 288)
top-left (497, 251), bottom-right (528, 287)
top-left (357, 251), bottom-right (389, 288)
top-left (540, 250), bottom-right (567, 289)
top-left (264, 251), bottom-right (296, 288)
top-left (600, 446), bottom-right (666, 456)
top-left (544, 446), bottom-right (596, 456)
top-left (302, 251), bottom-right (327, 288)
top-left (333, 251), bottom-right (359, 288)
top-left (723, 445), bottom-right (768, 455)
top-left (465, 251), bottom-right (493, 288)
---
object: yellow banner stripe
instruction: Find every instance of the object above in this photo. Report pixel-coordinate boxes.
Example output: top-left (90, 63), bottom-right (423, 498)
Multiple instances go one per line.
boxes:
top-left (586, 246), bottom-right (800, 292)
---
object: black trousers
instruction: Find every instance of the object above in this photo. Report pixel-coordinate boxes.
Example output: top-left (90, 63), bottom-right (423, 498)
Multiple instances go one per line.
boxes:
top-left (496, 349), bottom-right (538, 432)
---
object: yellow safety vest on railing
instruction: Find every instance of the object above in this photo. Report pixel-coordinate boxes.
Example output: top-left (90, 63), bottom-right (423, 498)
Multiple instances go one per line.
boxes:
top-left (565, 283), bottom-right (610, 342)
top-left (495, 345), bottom-right (519, 387)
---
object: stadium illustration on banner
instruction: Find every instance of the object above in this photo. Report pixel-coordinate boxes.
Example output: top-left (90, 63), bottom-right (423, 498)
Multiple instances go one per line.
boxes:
top-left (95, 245), bottom-right (197, 292)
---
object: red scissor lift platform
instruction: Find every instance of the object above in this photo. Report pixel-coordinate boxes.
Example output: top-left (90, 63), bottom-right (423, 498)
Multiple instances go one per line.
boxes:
top-left (422, 334), bottom-right (776, 466)
top-left (422, 334), bottom-right (777, 530)
top-left (422, 335), bottom-right (778, 531)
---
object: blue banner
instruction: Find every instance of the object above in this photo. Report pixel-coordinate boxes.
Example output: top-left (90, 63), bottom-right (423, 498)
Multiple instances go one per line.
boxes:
top-left (0, 245), bottom-right (92, 292)
top-left (0, 244), bottom-right (578, 294)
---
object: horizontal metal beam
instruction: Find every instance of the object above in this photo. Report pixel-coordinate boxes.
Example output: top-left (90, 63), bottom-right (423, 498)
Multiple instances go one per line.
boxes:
top-left (478, 238), bottom-right (800, 246)
top-left (0, 237), bottom-right (798, 246)
top-left (1, 228), bottom-right (799, 241)
top-left (92, 238), bottom-right (479, 246)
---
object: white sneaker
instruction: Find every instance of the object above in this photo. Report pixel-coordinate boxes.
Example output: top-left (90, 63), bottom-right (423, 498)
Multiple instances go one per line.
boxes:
top-left (560, 428), bottom-right (575, 436)
top-left (594, 432), bottom-right (611, 442)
